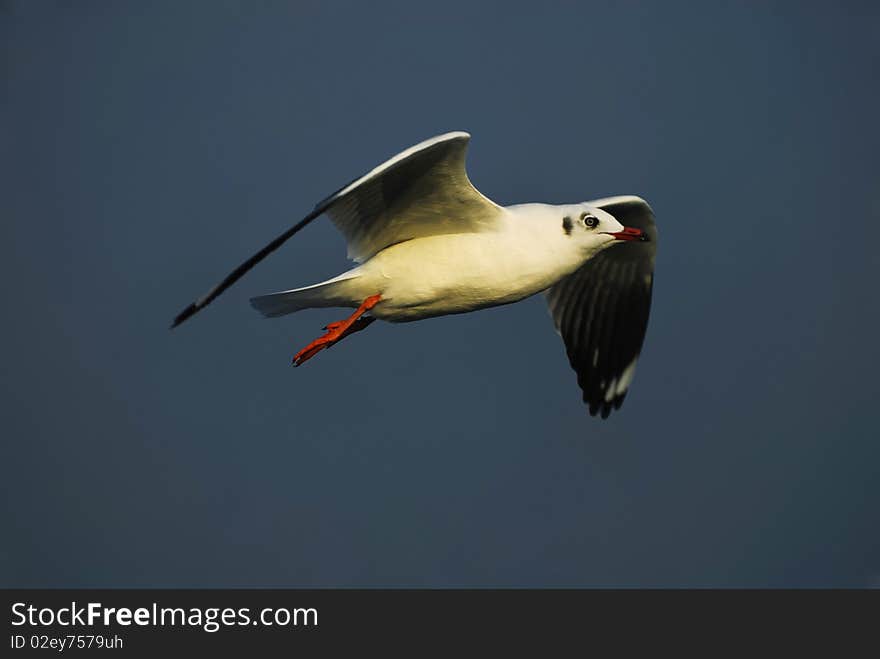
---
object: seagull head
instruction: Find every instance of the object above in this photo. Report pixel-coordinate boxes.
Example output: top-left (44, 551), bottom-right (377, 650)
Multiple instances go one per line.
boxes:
top-left (564, 205), bottom-right (649, 253)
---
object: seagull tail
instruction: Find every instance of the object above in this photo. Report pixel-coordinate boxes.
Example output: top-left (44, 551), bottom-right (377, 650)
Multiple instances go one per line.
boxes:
top-left (249, 272), bottom-right (361, 318)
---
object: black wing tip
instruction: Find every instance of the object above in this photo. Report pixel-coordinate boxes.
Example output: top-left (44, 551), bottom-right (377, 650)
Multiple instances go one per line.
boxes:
top-left (586, 392), bottom-right (627, 419)
top-left (168, 206), bottom-right (325, 332)
top-left (170, 303), bottom-right (199, 329)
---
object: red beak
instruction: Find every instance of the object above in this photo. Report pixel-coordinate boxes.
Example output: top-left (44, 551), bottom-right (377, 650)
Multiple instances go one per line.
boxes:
top-left (605, 226), bottom-right (648, 242)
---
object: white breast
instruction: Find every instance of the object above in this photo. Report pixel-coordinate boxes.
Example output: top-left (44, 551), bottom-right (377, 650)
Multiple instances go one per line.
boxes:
top-left (353, 209), bottom-right (589, 321)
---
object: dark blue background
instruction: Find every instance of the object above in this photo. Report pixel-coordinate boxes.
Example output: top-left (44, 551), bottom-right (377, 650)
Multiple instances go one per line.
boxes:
top-left (3, 1), bottom-right (878, 586)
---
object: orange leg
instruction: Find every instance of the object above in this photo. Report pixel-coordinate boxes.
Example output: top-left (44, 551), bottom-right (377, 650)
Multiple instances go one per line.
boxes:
top-left (292, 294), bottom-right (381, 367)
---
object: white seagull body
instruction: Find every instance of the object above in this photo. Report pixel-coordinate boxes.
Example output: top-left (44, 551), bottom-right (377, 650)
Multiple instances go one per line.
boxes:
top-left (173, 132), bottom-right (657, 417)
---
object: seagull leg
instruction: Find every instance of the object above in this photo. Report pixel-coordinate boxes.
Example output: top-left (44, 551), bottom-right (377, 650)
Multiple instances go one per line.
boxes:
top-left (292, 294), bottom-right (381, 367)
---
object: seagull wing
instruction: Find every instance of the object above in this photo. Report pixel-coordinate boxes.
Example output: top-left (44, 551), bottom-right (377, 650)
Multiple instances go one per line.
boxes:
top-left (172, 131), bottom-right (501, 327)
top-left (320, 131), bottom-right (502, 262)
top-left (544, 196), bottom-right (657, 418)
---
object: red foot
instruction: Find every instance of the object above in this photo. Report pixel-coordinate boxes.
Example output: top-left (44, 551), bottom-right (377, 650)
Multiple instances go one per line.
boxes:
top-left (292, 294), bottom-right (381, 367)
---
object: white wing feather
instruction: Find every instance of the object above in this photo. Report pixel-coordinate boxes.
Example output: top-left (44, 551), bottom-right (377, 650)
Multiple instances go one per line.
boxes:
top-left (318, 132), bottom-right (502, 262)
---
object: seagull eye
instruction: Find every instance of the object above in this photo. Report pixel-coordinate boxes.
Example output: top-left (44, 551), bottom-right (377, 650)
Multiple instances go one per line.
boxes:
top-left (582, 214), bottom-right (599, 228)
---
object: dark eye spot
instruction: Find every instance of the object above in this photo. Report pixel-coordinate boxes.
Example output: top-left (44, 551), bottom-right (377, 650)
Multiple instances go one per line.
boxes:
top-left (562, 216), bottom-right (573, 236)
top-left (582, 213), bottom-right (599, 228)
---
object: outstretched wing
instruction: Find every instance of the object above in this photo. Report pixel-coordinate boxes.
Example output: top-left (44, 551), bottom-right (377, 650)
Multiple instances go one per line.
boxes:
top-left (545, 196), bottom-right (657, 418)
top-left (320, 131), bottom-right (501, 262)
top-left (171, 131), bottom-right (500, 327)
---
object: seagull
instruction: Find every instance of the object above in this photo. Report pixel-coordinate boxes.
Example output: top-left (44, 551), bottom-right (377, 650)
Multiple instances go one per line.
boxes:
top-left (172, 132), bottom-right (657, 417)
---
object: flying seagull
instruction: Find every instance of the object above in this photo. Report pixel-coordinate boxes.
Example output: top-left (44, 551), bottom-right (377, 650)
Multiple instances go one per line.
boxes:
top-left (172, 132), bottom-right (657, 417)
